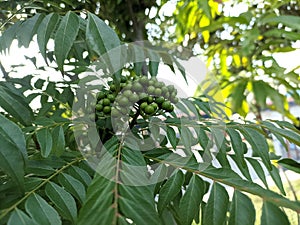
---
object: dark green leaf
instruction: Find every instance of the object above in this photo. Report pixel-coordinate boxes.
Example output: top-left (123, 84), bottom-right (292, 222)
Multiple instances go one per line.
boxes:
top-left (58, 173), bottom-right (86, 203)
top-left (166, 126), bottom-right (177, 150)
top-left (203, 182), bottom-right (229, 225)
top-left (179, 175), bottom-right (205, 225)
top-left (25, 194), bottom-right (62, 225)
top-left (8, 208), bottom-right (38, 225)
top-left (36, 128), bottom-right (53, 158)
top-left (37, 13), bottom-right (59, 62)
top-left (54, 11), bottom-right (80, 71)
top-left (158, 169), bottom-right (185, 214)
top-left (45, 182), bottom-right (77, 222)
top-left (261, 201), bottom-right (290, 225)
top-left (51, 126), bottom-right (65, 156)
top-left (269, 165), bottom-right (285, 195)
top-left (228, 191), bottom-right (255, 225)
top-left (227, 128), bottom-right (246, 168)
top-left (278, 158), bottom-right (300, 174)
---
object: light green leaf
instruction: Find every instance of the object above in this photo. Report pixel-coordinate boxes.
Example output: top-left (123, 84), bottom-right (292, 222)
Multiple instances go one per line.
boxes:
top-left (36, 128), bottom-right (53, 158)
top-left (261, 202), bottom-right (290, 225)
top-left (45, 182), bottom-right (77, 222)
top-left (0, 21), bottom-right (21, 52)
top-left (179, 175), bottom-right (205, 225)
top-left (231, 79), bottom-right (248, 114)
top-left (8, 208), bottom-right (38, 225)
top-left (37, 13), bottom-right (59, 62)
top-left (58, 173), bottom-right (86, 203)
top-left (179, 126), bottom-right (193, 153)
top-left (25, 194), bottom-right (62, 225)
top-left (203, 182), bottom-right (229, 225)
top-left (158, 170), bottom-right (185, 214)
top-left (54, 11), bottom-right (80, 71)
top-left (51, 126), bottom-right (65, 156)
top-left (262, 15), bottom-right (300, 30)
top-left (228, 191), bottom-right (255, 225)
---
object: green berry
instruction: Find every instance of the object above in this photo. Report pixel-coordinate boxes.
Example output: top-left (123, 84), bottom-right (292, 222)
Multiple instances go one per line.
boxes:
top-left (132, 82), bottom-right (143, 92)
top-left (129, 93), bottom-right (139, 103)
top-left (144, 105), bottom-right (155, 115)
top-left (118, 96), bottom-right (129, 106)
top-left (123, 90), bottom-right (132, 98)
top-left (139, 92), bottom-right (148, 100)
top-left (155, 96), bottom-right (165, 105)
top-left (121, 76), bottom-right (127, 83)
top-left (107, 94), bottom-right (115, 102)
top-left (162, 100), bottom-right (172, 111)
top-left (140, 102), bottom-right (148, 110)
top-left (110, 84), bottom-right (116, 91)
top-left (139, 76), bottom-right (149, 85)
top-left (95, 104), bottom-right (103, 111)
top-left (147, 96), bottom-right (154, 103)
top-left (102, 98), bottom-right (111, 106)
top-left (103, 106), bottom-right (111, 114)
top-left (154, 88), bottom-right (162, 96)
top-left (97, 91), bottom-right (106, 100)
top-left (150, 102), bottom-right (158, 110)
top-left (147, 86), bottom-right (156, 95)
top-left (161, 86), bottom-right (168, 95)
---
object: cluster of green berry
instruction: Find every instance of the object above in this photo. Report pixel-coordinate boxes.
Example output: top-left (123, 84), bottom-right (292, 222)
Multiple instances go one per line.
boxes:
top-left (94, 75), bottom-right (178, 121)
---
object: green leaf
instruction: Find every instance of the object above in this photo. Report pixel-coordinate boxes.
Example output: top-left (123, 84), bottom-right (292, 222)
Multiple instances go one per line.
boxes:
top-left (227, 128), bottom-right (246, 168)
top-left (247, 158), bottom-right (268, 188)
top-left (278, 158), bottom-right (300, 174)
top-left (0, 132), bottom-right (25, 192)
top-left (203, 182), bottom-right (229, 225)
top-left (231, 79), bottom-right (248, 114)
top-left (179, 126), bottom-right (193, 153)
top-left (36, 128), bottom-right (53, 158)
top-left (158, 170), bottom-right (185, 214)
top-left (8, 208), bottom-right (38, 225)
top-left (0, 113), bottom-right (27, 159)
top-left (51, 126), bottom-right (65, 156)
top-left (0, 21), bottom-right (21, 52)
top-left (54, 11), bottom-right (80, 71)
top-left (17, 14), bottom-right (44, 48)
top-left (67, 166), bottom-right (92, 187)
top-left (228, 191), bottom-right (255, 225)
top-left (261, 202), bottom-right (290, 225)
top-left (37, 13), bottom-right (59, 62)
top-left (45, 182), bottom-right (77, 222)
top-left (86, 12), bottom-right (120, 56)
top-left (262, 15), bottom-right (300, 30)
top-left (25, 194), bottom-right (62, 225)
top-left (269, 165), bottom-right (285, 195)
top-left (179, 175), bottom-right (205, 225)
top-left (238, 127), bottom-right (272, 171)
top-left (166, 126), bottom-right (177, 150)
top-left (58, 173), bottom-right (86, 204)
top-left (0, 86), bottom-right (33, 126)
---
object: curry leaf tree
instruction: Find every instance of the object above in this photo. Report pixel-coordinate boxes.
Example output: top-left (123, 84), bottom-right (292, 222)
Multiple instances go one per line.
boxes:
top-left (0, 6), bottom-right (299, 225)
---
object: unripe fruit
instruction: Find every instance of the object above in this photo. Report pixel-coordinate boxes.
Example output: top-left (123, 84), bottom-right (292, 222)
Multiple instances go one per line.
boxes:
top-left (161, 86), bottom-right (168, 95)
top-left (95, 104), bottom-right (103, 111)
top-left (140, 102), bottom-right (148, 110)
top-left (102, 98), bottom-right (111, 106)
top-left (123, 90), bottom-right (132, 98)
top-left (107, 94), bottom-right (115, 102)
top-left (97, 91), bottom-right (106, 100)
top-left (129, 93), bottom-right (139, 103)
top-left (147, 86), bottom-right (155, 95)
top-left (139, 76), bottom-right (148, 85)
top-left (121, 76), bottom-right (127, 83)
top-left (150, 102), bottom-right (158, 110)
top-left (110, 84), bottom-right (116, 91)
top-left (118, 96), bottom-right (129, 106)
top-left (154, 88), bottom-right (162, 96)
top-left (155, 96), bottom-right (165, 105)
top-left (132, 82), bottom-right (143, 92)
top-left (144, 105), bottom-right (155, 115)
top-left (147, 96), bottom-right (154, 103)
top-left (103, 106), bottom-right (111, 114)
top-left (139, 92), bottom-right (148, 100)
top-left (162, 100), bottom-right (172, 111)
